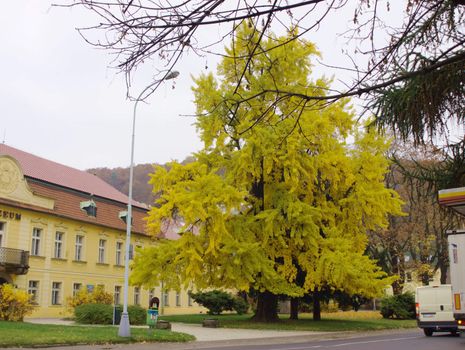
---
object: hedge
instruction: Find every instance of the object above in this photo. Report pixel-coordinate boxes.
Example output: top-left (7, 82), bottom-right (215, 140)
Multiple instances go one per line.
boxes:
top-left (75, 303), bottom-right (146, 325)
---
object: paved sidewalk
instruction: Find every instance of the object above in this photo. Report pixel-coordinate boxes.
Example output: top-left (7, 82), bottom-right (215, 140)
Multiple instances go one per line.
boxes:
top-left (171, 322), bottom-right (322, 341)
top-left (26, 318), bottom-right (75, 326)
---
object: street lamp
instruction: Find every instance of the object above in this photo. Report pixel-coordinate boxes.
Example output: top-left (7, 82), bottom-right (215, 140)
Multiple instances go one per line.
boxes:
top-left (118, 71), bottom-right (180, 337)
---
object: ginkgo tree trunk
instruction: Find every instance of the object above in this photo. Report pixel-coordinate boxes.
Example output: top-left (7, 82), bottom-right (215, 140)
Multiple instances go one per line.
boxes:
top-left (131, 22), bottom-right (403, 322)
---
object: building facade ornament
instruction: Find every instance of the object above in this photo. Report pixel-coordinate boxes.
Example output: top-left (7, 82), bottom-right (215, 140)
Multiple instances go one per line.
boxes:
top-left (0, 157), bottom-right (20, 194)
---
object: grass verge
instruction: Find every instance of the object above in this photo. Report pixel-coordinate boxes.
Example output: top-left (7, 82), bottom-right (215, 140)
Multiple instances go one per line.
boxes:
top-left (0, 321), bottom-right (195, 347)
top-left (160, 311), bottom-right (417, 332)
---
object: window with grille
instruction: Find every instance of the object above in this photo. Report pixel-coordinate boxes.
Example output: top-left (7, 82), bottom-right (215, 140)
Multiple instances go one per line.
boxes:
top-left (75, 235), bottom-right (84, 261)
top-left (163, 291), bottom-right (169, 306)
top-left (114, 286), bottom-right (121, 305)
top-left (406, 272), bottom-right (413, 282)
top-left (98, 239), bottom-right (106, 263)
top-left (28, 280), bottom-right (39, 304)
top-left (129, 244), bottom-right (134, 260)
top-left (51, 282), bottom-right (61, 305)
top-left (73, 283), bottom-right (82, 296)
top-left (134, 287), bottom-right (140, 305)
top-left (54, 232), bottom-right (64, 258)
top-left (115, 242), bottom-right (123, 265)
top-left (31, 228), bottom-right (41, 256)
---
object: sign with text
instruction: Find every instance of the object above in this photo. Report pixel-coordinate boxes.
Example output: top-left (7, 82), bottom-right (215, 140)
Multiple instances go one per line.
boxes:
top-left (0, 209), bottom-right (21, 221)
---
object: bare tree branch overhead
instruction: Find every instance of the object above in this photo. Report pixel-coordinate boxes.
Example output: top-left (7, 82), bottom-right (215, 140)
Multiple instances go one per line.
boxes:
top-left (56, 1), bottom-right (331, 88)
top-left (57, 0), bottom-right (464, 148)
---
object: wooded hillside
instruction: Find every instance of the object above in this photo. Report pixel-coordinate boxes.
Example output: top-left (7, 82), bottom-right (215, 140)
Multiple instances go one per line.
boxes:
top-left (88, 164), bottom-right (155, 205)
top-left (88, 156), bottom-right (194, 205)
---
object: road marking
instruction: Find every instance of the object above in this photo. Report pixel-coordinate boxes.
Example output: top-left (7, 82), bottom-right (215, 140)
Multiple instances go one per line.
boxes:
top-left (330, 336), bottom-right (422, 347)
top-left (279, 346), bottom-right (323, 350)
top-left (273, 336), bottom-right (421, 350)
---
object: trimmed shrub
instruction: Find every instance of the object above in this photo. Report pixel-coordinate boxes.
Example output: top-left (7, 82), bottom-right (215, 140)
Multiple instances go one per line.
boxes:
top-left (189, 290), bottom-right (234, 315)
top-left (0, 284), bottom-right (34, 321)
top-left (189, 290), bottom-right (249, 315)
top-left (380, 292), bottom-right (415, 319)
top-left (128, 305), bottom-right (146, 325)
top-left (75, 303), bottom-right (113, 324)
top-left (75, 303), bottom-right (147, 325)
top-left (232, 297), bottom-right (249, 315)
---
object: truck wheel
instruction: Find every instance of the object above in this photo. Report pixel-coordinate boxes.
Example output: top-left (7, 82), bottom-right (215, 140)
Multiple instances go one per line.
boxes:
top-left (423, 329), bottom-right (433, 337)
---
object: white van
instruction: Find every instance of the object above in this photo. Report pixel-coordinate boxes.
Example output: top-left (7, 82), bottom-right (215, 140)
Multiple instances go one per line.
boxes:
top-left (415, 285), bottom-right (458, 336)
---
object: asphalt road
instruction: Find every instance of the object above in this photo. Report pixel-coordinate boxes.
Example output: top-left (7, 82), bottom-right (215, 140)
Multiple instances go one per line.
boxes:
top-left (191, 331), bottom-right (462, 350)
top-left (7, 329), bottom-right (462, 350)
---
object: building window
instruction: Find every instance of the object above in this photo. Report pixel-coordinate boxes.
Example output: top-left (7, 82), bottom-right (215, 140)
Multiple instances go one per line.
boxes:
top-left (119, 210), bottom-right (128, 224)
top-left (114, 286), bottom-right (121, 305)
top-left (134, 287), bottom-right (141, 305)
top-left (31, 228), bottom-right (42, 256)
top-left (176, 292), bottom-right (181, 306)
top-left (0, 222), bottom-right (4, 247)
top-left (129, 244), bottom-right (142, 260)
top-left (188, 290), bottom-right (192, 307)
top-left (51, 282), bottom-right (62, 305)
top-left (129, 244), bottom-right (134, 260)
top-left (163, 290), bottom-right (169, 307)
top-left (28, 281), bottom-right (39, 304)
top-left (98, 239), bottom-right (106, 263)
top-left (80, 200), bottom-right (97, 217)
top-left (54, 232), bottom-right (64, 259)
top-left (73, 283), bottom-right (82, 296)
top-left (115, 242), bottom-right (123, 265)
top-left (75, 235), bottom-right (84, 261)
top-left (406, 272), bottom-right (412, 282)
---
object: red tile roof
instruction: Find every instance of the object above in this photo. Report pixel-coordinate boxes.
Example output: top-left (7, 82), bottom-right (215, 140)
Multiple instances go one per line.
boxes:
top-left (0, 144), bottom-right (146, 209)
top-left (29, 181), bottom-right (148, 235)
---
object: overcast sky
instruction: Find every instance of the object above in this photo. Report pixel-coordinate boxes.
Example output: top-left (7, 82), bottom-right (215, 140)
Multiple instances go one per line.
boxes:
top-left (0, 1), bottom-right (393, 171)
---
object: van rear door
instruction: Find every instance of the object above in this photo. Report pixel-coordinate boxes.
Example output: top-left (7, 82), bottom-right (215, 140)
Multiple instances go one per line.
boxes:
top-left (417, 285), bottom-right (453, 323)
top-left (434, 286), bottom-right (454, 322)
top-left (417, 287), bottom-right (437, 321)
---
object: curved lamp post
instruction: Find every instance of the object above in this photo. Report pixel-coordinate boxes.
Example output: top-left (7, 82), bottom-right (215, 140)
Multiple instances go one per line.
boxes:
top-left (118, 71), bottom-right (179, 337)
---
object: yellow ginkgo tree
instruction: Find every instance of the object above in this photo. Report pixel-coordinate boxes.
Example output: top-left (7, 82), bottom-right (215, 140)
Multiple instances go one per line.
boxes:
top-left (131, 22), bottom-right (403, 322)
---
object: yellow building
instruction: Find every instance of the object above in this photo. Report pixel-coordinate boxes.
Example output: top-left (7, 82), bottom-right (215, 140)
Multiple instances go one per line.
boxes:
top-left (0, 144), bottom-right (202, 318)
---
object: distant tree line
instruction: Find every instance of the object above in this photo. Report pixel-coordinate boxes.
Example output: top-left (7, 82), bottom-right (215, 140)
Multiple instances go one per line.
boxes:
top-left (87, 156), bottom-right (195, 205)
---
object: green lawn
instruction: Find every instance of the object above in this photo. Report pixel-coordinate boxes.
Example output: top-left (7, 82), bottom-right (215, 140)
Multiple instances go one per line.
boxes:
top-left (0, 312), bottom-right (417, 347)
top-left (0, 321), bottom-right (195, 347)
top-left (160, 312), bottom-right (417, 332)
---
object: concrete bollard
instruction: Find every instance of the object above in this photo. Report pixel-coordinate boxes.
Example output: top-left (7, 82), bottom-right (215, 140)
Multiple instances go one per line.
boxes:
top-left (202, 318), bottom-right (219, 328)
top-left (156, 320), bottom-right (172, 330)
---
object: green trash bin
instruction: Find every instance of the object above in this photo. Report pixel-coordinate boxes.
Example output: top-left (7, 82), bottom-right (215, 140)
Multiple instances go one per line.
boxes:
top-left (147, 307), bottom-right (159, 328)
